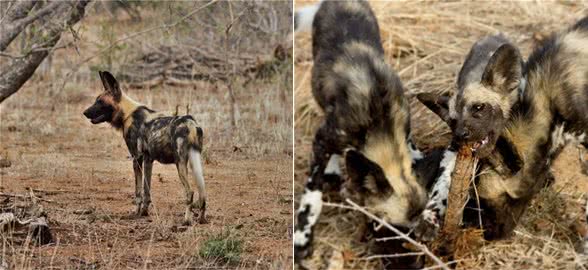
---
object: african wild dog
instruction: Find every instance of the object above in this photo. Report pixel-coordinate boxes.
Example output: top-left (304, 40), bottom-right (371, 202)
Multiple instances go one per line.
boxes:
top-left (293, 0), bottom-right (428, 262)
top-left (83, 71), bottom-right (207, 225)
top-left (418, 17), bottom-right (588, 240)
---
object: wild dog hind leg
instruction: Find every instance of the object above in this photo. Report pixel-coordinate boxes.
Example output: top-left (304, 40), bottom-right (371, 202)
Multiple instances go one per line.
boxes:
top-left (140, 158), bottom-right (153, 216)
top-left (133, 158), bottom-right (143, 215)
top-left (176, 160), bottom-right (194, 225)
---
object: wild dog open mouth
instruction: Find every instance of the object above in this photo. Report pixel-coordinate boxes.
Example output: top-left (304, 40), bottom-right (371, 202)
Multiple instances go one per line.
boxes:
top-left (471, 136), bottom-right (489, 152)
top-left (90, 115), bottom-right (106, 124)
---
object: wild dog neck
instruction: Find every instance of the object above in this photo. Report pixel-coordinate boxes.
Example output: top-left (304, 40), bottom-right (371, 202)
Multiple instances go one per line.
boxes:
top-left (505, 65), bottom-right (577, 173)
top-left (112, 93), bottom-right (142, 133)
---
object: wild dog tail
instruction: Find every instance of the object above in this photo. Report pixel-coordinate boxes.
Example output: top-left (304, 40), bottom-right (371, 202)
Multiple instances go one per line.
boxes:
top-left (188, 148), bottom-right (206, 203)
top-left (294, 1), bottom-right (323, 32)
top-left (187, 123), bottom-right (206, 205)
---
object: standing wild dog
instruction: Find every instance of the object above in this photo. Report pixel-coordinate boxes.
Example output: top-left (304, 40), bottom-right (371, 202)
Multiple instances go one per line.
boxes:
top-left (83, 71), bottom-right (207, 225)
top-left (419, 17), bottom-right (588, 240)
top-left (294, 0), bottom-right (428, 262)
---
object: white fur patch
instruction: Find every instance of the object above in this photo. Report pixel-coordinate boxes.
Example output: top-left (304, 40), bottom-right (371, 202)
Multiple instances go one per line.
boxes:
top-left (324, 154), bottom-right (342, 175)
top-left (294, 189), bottom-right (323, 246)
top-left (176, 138), bottom-right (184, 154)
top-left (426, 149), bottom-right (457, 219)
top-left (294, 1), bottom-right (323, 32)
top-left (448, 95), bottom-right (457, 119)
top-left (409, 141), bottom-right (424, 162)
top-left (548, 123), bottom-right (586, 155)
top-left (189, 149), bottom-right (206, 199)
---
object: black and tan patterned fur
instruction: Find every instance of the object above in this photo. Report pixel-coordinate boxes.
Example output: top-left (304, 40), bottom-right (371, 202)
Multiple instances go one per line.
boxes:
top-left (83, 71), bottom-right (207, 225)
top-left (294, 0), bottom-right (427, 263)
top-left (418, 18), bottom-right (588, 240)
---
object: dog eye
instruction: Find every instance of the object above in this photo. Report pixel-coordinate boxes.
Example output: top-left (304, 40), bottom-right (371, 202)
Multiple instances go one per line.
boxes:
top-left (472, 104), bottom-right (485, 112)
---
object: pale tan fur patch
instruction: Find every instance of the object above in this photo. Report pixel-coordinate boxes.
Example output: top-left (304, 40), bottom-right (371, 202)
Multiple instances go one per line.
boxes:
top-left (557, 30), bottom-right (588, 98)
top-left (340, 1), bottom-right (372, 18)
top-left (118, 93), bottom-right (141, 132)
top-left (463, 82), bottom-right (517, 118)
top-left (362, 125), bottom-right (425, 225)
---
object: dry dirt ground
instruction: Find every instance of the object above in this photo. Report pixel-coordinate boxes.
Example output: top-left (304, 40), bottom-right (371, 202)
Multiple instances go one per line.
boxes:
top-left (0, 3), bottom-right (293, 269)
top-left (294, 1), bottom-right (588, 269)
top-left (0, 82), bottom-right (292, 269)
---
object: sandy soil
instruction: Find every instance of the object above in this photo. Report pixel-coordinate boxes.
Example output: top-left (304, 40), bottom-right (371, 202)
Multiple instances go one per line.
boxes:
top-left (0, 70), bottom-right (292, 270)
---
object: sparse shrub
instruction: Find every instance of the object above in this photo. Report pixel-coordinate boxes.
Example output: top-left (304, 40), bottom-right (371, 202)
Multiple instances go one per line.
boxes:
top-left (199, 229), bottom-right (243, 266)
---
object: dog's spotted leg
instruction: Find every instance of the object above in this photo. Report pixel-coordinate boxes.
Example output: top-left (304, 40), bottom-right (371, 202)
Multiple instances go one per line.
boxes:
top-left (176, 160), bottom-right (194, 225)
top-left (133, 158), bottom-right (143, 216)
top-left (140, 158), bottom-right (153, 216)
top-left (294, 123), bottom-right (342, 261)
top-left (415, 147), bottom-right (457, 242)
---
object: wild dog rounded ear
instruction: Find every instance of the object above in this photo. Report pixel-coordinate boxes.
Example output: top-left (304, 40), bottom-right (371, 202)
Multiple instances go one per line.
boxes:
top-left (481, 44), bottom-right (522, 94)
top-left (344, 149), bottom-right (392, 195)
top-left (416, 92), bottom-right (452, 124)
top-left (98, 71), bottom-right (122, 100)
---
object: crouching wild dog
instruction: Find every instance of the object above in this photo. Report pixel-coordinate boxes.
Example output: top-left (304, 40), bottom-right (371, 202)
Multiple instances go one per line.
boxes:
top-left (294, 0), bottom-right (428, 262)
top-left (419, 17), bottom-right (588, 240)
top-left (83, 71), bottom-right (207, 225)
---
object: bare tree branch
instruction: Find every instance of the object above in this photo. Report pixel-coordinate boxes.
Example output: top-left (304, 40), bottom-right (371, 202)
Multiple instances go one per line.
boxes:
top-left (0, 1), bottom-right (37, 25)
top-left (0, 1), bottom-right (63, 52)
top-left (0, 0), bottom-right (90, 103)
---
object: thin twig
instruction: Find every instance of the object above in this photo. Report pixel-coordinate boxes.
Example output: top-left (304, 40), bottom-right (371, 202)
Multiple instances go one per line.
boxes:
top-left (345, 199), bottom-right (450, 270)
top-left (363, 252), bottom-right (425, 260)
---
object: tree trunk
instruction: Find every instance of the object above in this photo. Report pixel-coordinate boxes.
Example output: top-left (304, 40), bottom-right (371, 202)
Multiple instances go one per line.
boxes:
top-left (0, 0), bottom-right (90, 103)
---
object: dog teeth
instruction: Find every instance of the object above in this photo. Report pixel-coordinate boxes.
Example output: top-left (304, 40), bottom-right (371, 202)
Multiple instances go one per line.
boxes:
top-left (481, 136), bottom-right (489, 145)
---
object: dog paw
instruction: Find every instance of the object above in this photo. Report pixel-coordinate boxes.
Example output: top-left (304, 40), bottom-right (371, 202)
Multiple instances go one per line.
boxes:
top-left (414, 209), bottom-right (440, 242)
top-left (198, 216), bottom-right (209, 224)
top-left (294, 243), bottom-right (313, 263)
top-left (138, 207), bottom-right (149, 217)
top-left (182, 219), bottom-right (192, 226)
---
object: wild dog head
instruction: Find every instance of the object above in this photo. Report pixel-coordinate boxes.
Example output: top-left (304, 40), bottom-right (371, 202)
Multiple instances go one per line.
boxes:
top-left (344, 143), bottom-right (427, 228)
top-left (418, 37), bottom-right (523, 158)
top-left (83, 71), bottom-right (123, 126)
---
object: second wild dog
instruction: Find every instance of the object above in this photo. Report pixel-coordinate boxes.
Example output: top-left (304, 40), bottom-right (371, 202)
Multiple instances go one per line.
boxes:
top-left (83, 71), bottom-right (207, 225)
top-left (293, 0), bottom-right (428, 263)
top-left (418, 17), bottom-right (588, 240)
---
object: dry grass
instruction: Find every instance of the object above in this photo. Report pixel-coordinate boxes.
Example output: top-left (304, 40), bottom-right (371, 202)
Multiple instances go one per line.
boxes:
top-left (0, 2), bottom-right (292, 269)
top-left (294, 1), bottom-right (588, 269)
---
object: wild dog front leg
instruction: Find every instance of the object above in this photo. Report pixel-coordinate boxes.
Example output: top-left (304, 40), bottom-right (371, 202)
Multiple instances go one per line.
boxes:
top-left (294, 123), bottom-right (343, 261)
top-left (415, 148), bottom-right (457, 242)
top-left (176, 161), bottom-right (194, 225)
top-left (133, 158), bottom-right (143, 215)
top-left (140, 157), bottom-right (153, 216)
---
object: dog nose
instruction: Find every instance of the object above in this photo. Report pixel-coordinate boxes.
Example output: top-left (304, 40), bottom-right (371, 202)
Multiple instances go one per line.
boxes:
top-left (455, 128), bottom-right (470, 141)
top-left (83, 109), bottom-right (91, 117)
